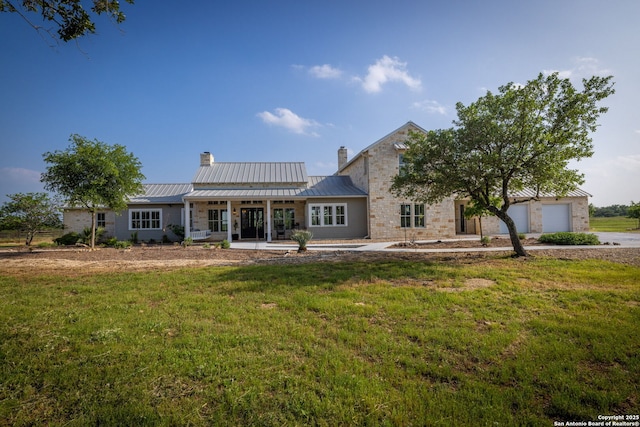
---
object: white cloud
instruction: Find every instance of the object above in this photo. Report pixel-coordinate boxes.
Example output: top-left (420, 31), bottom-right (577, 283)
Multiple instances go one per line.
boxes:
top-left (412, 99), bottom-right (447, 115)
top-left (309, 64), bottom-right (343, 79)
top-left (359, 55), bottom-right (422, 93)
top-left (544, 57), bottom-right (613, 82)
top-left (0, 167), bottom-right (42, 184)
top-left (257, 108), bottom-right (320, 136)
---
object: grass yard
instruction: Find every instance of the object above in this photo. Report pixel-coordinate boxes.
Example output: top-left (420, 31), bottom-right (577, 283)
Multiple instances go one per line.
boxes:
top-left (590, 216), bottom-right (639, 232)
top-left (1, 257), bottom-right (638, 426)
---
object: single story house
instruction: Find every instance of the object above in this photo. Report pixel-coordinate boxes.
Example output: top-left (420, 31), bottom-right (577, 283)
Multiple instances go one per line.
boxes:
top-left (62, 122), bottom-right (591, 242)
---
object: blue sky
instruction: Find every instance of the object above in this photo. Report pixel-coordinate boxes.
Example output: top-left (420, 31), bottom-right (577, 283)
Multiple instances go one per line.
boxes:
top-left (1, 0), bottom-right (639, 207)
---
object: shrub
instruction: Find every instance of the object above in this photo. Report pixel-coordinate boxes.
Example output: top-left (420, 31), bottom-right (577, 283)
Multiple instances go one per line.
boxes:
top-left (54, 232), bottom-right (80, 246)
top-left (105, 237), bottom-right (118, 247)
top-left (167, 224), bottom-right (185, 240)
top-left (221, 239), bottom-right (231, 249)
top-left (203, 243), bottom-right (211, 249)
top-left (130, 231), bottom-right (138, 244)
top-left (480, 236), bottom-right (491, 246)
top-left (538, 232), bottom-right (600, 245)
top-left (182, 237), bottom-right (193, 247)
top-left (518, 233), bottom-right (526, 240)
top-left (291, 230), bottom-right (313, 251)
top-left (113, 240), bottom-right (132, 249)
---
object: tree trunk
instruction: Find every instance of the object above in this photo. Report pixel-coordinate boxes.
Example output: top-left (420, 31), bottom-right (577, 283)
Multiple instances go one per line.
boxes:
top-left (90, 210), bottom-right (96, 249)
top-left (495, 211), bottom-right (528, 257)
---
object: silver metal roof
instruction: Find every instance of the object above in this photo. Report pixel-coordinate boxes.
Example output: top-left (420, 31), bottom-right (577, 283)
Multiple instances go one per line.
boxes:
top-left (184, 175), bottom-right (366, 200)
top-left (509, 188), bottom-right (592, 198)
top-left (129, 183), bottom-right (192, 204)
top-left (299, 176), bottom-right (367, 197)
top-left (192, 162), bottom-right (308, 185)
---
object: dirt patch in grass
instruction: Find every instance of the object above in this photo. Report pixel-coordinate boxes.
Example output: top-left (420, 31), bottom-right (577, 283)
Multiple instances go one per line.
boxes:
top-left (0, 244), bottom-right (638, 276)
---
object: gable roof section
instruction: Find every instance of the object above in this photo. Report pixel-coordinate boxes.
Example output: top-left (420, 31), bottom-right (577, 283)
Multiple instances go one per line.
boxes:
top-left (337, 121), bottom-right (428, 173)
top-left (192, 162), bottom-right (308, 186)
top-left (129, 183), bottom-right (193, 204)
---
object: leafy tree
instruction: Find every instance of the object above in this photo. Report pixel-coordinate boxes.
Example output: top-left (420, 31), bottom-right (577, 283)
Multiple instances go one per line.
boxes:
top-left (628, 201), bottom-right (640, 229)
top-left (0, 192), bottom-right (62, 245)
top-left (41, 134), bottom-right (144, 249)
top-left (0, 0), bottom-right (134, 42)
top-left (392, 72), bottom-right (614, 257)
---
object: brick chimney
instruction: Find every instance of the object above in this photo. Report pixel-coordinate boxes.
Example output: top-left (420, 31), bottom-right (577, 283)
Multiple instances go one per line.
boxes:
top-left (338, 146), bottom-right (348, 169)
top-left (200, 152), bottom-right (214, 166)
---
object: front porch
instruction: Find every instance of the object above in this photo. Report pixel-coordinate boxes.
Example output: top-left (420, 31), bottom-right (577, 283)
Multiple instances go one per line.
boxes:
top-left (184, 199), bottom-right (305, 242)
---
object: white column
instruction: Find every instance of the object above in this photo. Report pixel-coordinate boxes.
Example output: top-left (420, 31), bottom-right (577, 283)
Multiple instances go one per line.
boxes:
top-left (184, 200), bottom-right (191, 239)
top-left (266, 200), bottom-right (272, 242)
top-left (226, 201), bottom-right (232, 242)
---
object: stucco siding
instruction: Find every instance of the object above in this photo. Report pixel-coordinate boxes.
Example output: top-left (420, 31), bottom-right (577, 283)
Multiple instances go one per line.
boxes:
top-left (306, 198), bottom-right (368, 239)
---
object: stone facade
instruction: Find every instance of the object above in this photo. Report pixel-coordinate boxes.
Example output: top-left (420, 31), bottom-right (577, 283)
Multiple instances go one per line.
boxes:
top-left (339, 122), bottom-right (456, 240)
top-left (63, 208), bottom-right (116, 237)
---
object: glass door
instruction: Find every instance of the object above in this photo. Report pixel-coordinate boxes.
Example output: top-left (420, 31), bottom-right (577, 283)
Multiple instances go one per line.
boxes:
top-left (240, 208), bottom-right (264, 239)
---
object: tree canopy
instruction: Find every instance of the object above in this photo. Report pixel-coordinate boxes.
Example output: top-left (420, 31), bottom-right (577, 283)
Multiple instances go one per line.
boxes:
top-left (391, 72), bottom-right (615, 256)
top-left (41, 134), bottom-right (144, 248)
top-left (0, 192), bottom-right (62, 245)
top-left (0, 0), bottom-right (134, 42)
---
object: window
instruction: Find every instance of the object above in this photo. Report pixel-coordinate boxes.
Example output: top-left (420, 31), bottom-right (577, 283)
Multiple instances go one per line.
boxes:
top-left (130, 209), bottom-right (161, 230)
top-left (414, 204), bottom-right (425, 227)
top-left (274, 208), bottom-right (295, 229)
top-left (400, 204), bottom-right (411, 228)
top-left (399, 153), bottom-right (407, 175)
top-left (208, 209), bottom-right (228, 232)
top-left (309, 203), bottom-right (347, 227)
top-left (97, 212), bottom-right (106, 228)
top-left (400, 204), bottom-right (426, 228)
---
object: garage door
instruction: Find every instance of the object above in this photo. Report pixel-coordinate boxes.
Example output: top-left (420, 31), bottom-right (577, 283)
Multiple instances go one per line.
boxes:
top-left (499, 205), bottom-right (529, 233)
top-left (542, 204), bottom-right (571, 232)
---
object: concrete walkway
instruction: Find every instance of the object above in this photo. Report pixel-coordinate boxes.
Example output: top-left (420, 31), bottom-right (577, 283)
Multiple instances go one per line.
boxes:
top-left (230, 232), bottom-right (640, 252)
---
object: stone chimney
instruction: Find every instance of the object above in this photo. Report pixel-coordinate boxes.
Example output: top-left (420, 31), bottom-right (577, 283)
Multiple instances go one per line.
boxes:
top-left (338, 146), bottom-right (348, 169)
top-left (200, 152), bottom-right (214, 166)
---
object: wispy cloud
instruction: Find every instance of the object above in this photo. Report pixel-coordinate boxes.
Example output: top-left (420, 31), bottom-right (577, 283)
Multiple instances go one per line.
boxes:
top-left (544, 57), bottom-right (613, 81)
top-left (0, 167), bottom-right (42, 184)
top-left (308, 64), bottom-right (343, 79)
top-left (358, 55), bottom-right (422, 93)
top-left (257, 108), bottom-right (320, 136)
top-left (412, 99), bottom-right (447, 115)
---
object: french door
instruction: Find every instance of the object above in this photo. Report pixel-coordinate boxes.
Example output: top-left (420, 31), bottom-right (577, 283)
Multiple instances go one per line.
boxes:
top-left (240, 208), bottom-right (264, 239)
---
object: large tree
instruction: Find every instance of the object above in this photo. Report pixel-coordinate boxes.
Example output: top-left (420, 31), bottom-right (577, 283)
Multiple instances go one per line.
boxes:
top-left (392, 72), bottom-right (614, 256)
top-left (41, 134), bottom-right (144, 249)
top-left (0, 0), bottom-right (134, 42)
top-left (0, 192), bottom-right (62, 245)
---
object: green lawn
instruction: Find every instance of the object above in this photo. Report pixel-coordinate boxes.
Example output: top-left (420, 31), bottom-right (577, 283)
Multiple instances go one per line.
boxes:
top-left (1, 257), bottom-right (638, 426)
top-left (590, 216), bottom-right (639, 232)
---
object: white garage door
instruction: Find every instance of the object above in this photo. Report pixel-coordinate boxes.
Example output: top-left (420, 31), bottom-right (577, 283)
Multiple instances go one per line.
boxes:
top-left (499, 205), bottom-right (529, 233)
top-left (542, 204), bottom-right (571, 232)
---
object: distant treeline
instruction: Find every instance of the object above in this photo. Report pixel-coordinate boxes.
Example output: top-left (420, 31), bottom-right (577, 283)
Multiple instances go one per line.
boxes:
top-left (590, 204), bottom-right (629, 217)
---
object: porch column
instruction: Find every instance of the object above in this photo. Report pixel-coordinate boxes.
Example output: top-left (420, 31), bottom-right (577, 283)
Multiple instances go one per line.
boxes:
top-left (184, 199), bottom-right (191, 239)
top-left (226, 201), bottom-right (232, 242)
top-left (266, 200), bottom-right (272, 242)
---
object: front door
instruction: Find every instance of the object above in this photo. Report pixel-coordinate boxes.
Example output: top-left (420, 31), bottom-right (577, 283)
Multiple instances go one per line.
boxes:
top-left (241, 208), bottom-right (264, 239)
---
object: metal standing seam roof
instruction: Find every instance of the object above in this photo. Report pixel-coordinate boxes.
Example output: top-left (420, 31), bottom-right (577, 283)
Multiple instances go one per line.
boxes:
top-left (509, 188), bottom-right (592, 198)
top-left (192, 162), bottom-right (308, 185)
top-left (184, 176), bottom-right (367, 200)
top-left (128, 183), bottom-right (193, 204)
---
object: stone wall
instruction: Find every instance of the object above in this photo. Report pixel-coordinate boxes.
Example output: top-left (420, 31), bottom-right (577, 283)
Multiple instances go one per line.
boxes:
top-left (341, 123), bottom-right (456, 240)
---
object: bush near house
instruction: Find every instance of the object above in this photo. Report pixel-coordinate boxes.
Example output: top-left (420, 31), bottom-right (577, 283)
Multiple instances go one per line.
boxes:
top-left (539, 232), bottom-right (600, 245)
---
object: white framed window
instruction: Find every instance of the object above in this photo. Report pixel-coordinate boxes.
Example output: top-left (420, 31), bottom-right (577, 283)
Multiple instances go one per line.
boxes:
top-left (309, 203), bottom-right (347, 227)
top-left (208, 209), bottom-right (228, 232)
top-left (129, 209), bottom-right (162, 230)
top-left (400, 204), bottom-right (426, 228)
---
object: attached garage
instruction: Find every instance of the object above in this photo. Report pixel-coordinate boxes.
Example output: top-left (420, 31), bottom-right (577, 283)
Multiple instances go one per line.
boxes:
top-left (542, 204), bottom-right (571, 232)
top-left (499, 204), bottom-right (529, 234)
